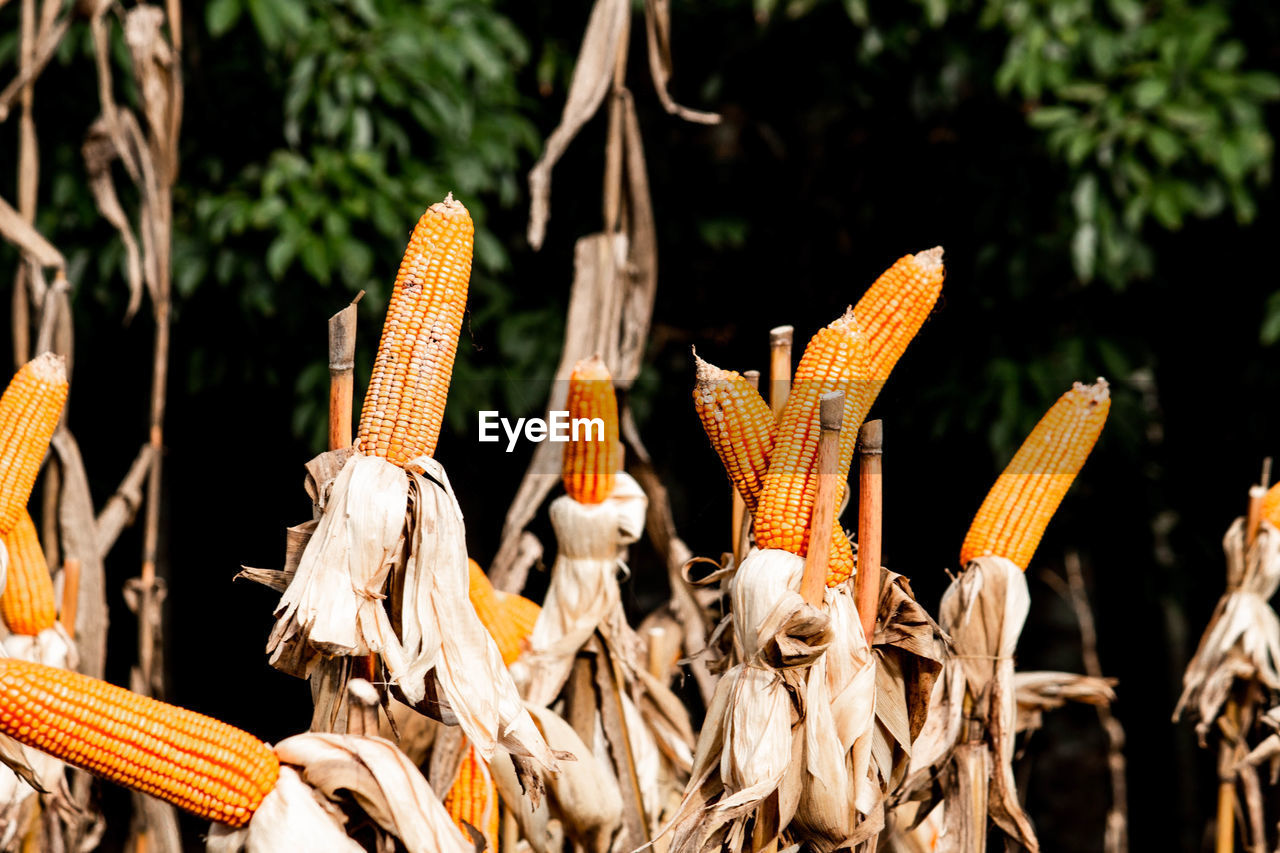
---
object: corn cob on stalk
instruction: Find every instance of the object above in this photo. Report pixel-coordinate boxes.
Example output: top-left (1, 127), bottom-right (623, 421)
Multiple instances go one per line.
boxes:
top-left (0, 659), bottom-right (279, 826)
top-left (1262, 481), bottom-right (1280, 529)
top-left (562, 355), bottom-right (620, 504)
top-left (693, 354), bottom-right (776, 513)
top-left (755, 310), bottom-right (868, 585)
top-left (443, 745), bottom-right (500, 850)
top-left (0, 509), bottom-right (56, 636)
top-left (0, 353), bottom-right (68, 535)
top-left (959, 378), bottom-right (1110, 569)
top-left (357, 194), bottom-right (473, 466)
top-left (852, 247), bottom-right (945, 395)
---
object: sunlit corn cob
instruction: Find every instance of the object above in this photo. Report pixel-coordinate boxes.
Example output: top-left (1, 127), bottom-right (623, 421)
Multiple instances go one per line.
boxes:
top-left (562, 355), bottom-right (619, 505)
top-left (0, 509), bottom-right (56, 636)
top-left (356, 194), bottom-right (474, 466)
top-left (959, 379), bottom-right (1111, 569)
top-left (0, 353), bottom-right (68, 535)
top-left (755, 310), bottom-right (868, 585)
top-left (0, 659), bottom-right (279, 826)
top-left (443, 744), bottom-right (499, 850)
top-left (467, 559), bottom-right (541, 666)
top-left (1263, 481), bottom-right (1280, 529)
top-left (693, 354), bottom-right (775, 513)
top-left (852, 247), bottom-right (945, 397)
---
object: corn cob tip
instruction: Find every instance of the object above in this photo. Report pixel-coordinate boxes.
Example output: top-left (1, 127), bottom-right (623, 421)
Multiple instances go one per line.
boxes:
top-left (914, 246), bottom-right (945, 268)
top-left (27, 352), bottom-right (67, 383)
top-left (693, 351), bottom-right (724, 384)
top-left (430, 192), bottom-right (467, 218)
top-left (571, 354), bottom-right (610, 379)
top-left (1075, 377), bottom-right (1110, 404)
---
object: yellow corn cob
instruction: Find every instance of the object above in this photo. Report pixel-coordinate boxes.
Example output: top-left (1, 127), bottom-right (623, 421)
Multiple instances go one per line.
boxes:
top-left (0, 509), bottom-right (56, 636)
top-left (755, 310), bottom-right (869, 585)
top-left (693, 354), bottom-right (775, 513)
top-left (0, 354), bottom-right (68, 535)
top-left (467, 559), bottom-right (541, 666)
top-left (852, 247), bottom-right (946, 398)
top-left (959, 379), bottom-right (1111, 569)
top-left (356, 194), bottom-right (474, 466)
top-left (0, 659), bottom-right (279, 826)
top-left (1262, 481), bottom-right (1280, 529)
top-left (443, 744), bottom-right (499, 850)
top-left (562, 355), bottom-right (619, 505)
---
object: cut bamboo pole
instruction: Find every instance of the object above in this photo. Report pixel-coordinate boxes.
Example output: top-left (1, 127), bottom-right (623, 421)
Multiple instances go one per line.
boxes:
top-left (801, 391), bottom-right (843, 607)
top-left (60, 557), bottom-right (79, 636)
top-left (327, 290), bottom-right (362, 451)
top-left (855, 420), bottom-right (883, 644)
top-left (768, 325), bottom-right (793, 422)
top-left (732, 369), bottom-right (760, 564)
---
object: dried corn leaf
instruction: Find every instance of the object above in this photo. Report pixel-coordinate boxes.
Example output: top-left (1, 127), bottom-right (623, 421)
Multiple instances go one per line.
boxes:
top-left (0, 194), bottom-right (63, 270)
top-left (491, 746), bottom-right (563, 853)
top-left (206, 765), bottom-right (363, 853)
top-left (515, 474), bottom-right (647, 706)
top-left (273, 732), bottom-right (474, 853)
top-left (1014, 671), bottom-right (1116, 734)
top-left (1174, 519), bottom-right (1280, 739)
top-left (524, 702), bottom-right (623, 853)
top-left (640, 0), bottom-right (720, 124)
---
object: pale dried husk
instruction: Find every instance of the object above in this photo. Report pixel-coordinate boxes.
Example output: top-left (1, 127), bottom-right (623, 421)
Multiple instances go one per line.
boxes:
top-left (1174, 519), bottom-right (1280, 739)
top-left (1014, 671), bottom-right (1116, 734)
top-left (265, 451), bottom-right (556, 772)
top-left (525, 702), bottom-right (624, 853)
top-left (209, 733), bottom-right (475, 853)
top-left (513, 474), bottom-right (647, 707)
top-left (898, 555), bottom-right (1037, 853)
top-left (660, 549), bottom-right (831, 853)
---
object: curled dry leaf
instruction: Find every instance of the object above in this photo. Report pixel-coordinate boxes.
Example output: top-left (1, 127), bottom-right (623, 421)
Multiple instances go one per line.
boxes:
top-left (1014, 671), bottom-right (1117, 734)
top-left (205, 765), bottom-right (363, 853)
top-left (1174, 519), bottom-right (1280, 740)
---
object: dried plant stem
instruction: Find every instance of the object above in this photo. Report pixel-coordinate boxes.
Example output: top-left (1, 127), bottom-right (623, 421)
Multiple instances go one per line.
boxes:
top-left (855, 420), bottom-right (883, 643)
top-left (1059, 552), bottom-right (1129, 853)
top-left (327, 291), bottom-right (362, 450)
top-left (138, 299), bottom-right (169, 697)
top-left (768, 325), bottom-right (793, 421)
top-left (732, 369), bottom-right (760, 563)
top-left (801, 391), bottom-right (843, 607)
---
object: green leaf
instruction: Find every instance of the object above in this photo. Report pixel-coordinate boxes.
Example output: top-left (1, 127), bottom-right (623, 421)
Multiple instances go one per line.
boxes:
top-left (1261, 291), bottom-right (1280, 346)
top-left (1028, 105), bottom-right (1077, 128)
top-left (1131, 78), bottom-right (1168, 109)
top-left (206, 0), bottom-right (242, 37)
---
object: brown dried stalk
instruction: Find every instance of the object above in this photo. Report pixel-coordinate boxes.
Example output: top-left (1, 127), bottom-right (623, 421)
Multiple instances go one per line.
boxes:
top-left (855, 420), bottom-right (883, 644)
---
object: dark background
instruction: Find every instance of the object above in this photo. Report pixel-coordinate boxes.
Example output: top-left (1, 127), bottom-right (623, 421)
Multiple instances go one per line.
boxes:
top-left (4, 0), bottom-right (1280, 849)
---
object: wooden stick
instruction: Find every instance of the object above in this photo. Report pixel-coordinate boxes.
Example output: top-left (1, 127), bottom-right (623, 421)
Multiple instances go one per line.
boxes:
top-left (327, 291), bottom-right (362, 451)
top-left (801, 391), bottom-right (843, 607)
top-left (731, 369), bottom-right (760, 563)
top-left (768, 325), bottom-right (793, 421)
top-left (59, 558), bottom-right (79, 636)
top-left (855, 420), bottom-right (883, 644)
top-left (344, 678), bottom-right (380, 736)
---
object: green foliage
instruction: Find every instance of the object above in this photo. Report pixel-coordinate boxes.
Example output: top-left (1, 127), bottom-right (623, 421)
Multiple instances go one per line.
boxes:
top-left (182, 0), bottom-right (540, 447)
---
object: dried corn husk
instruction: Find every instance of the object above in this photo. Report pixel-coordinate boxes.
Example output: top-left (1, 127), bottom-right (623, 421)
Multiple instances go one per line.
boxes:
top-left (899, 556), bottom-right (1037, 853)
top-left (1014, 671), bottom-right (1116, 734)
top-left (513, 473), bottom-right (647, 706)
top-left (1174, 519), bottom-right (1280, 739)
top-left (661, 549), bottom-right (831, 853)
top-left (265, 451), bottom-right (557, 773)
top-left (525, 702), bottom-right (624, 853)
top-left (209, 733), bottom-right (475, 853)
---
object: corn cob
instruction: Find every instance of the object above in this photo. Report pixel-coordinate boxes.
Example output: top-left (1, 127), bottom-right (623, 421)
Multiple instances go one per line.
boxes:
top-left (356, 194), bottom-right (474, 466)
top-left (693, 354), bottom-right (775, 513)
top-left (852, 247), bottom-right (945, 397)
top-left (0, 659), bottom-right (279, 826)
top-left (467, 559), bottom-right (541, 666)
top-left (0, 354), bottom-right (68, 535)
top-left (562, 355), bottom-right (619, 505)
top-left (959, 379), bottom-right (1110, 569)
top-left (755, 310), bottom-right (869, 585)
top-left (1263, 481), bottom-right (1280, 529)
top-left (0, 509), bottom-right (56, 636)
top-left (443, 744), bottom-right (499, 850)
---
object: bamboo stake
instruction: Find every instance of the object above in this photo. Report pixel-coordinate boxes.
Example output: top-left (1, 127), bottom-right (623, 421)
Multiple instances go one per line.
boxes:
top-left (60, 557), bottom-right (79, 636)
top-left (855, 420), bottom-right (883, 644)
top-left (732, 369), bottom-right (760, 564)
top-left (327, 291), bottom-right (363, 450)
top-left (768, 326), bottom-right (792, 422)
top-left (801, 391), bottom-right (843, 607)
